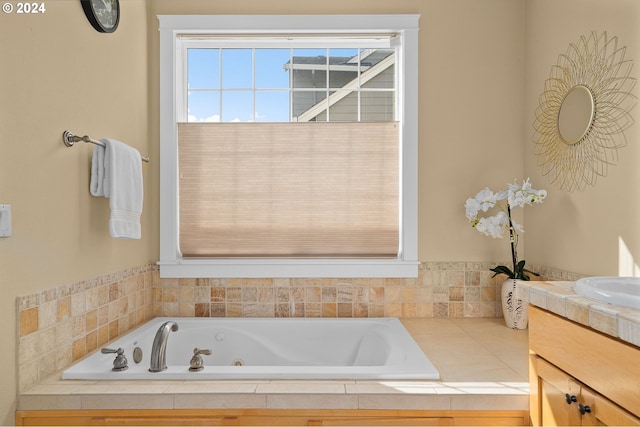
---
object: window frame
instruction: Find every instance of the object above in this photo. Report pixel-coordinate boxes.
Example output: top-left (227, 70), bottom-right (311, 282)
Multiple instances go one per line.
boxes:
top-left (158, 14), bottom-right (420, 278)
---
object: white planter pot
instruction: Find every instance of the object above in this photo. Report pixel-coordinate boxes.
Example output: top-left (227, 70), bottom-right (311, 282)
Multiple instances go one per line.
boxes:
top-left (501, 279), bottom-right (528, 329)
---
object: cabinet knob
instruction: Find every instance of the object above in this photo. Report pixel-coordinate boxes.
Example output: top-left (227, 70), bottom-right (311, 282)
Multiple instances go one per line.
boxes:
top-left (565, 394), bottom-right (577, 404)
top-left (578, 403), bottom-right (591, 415)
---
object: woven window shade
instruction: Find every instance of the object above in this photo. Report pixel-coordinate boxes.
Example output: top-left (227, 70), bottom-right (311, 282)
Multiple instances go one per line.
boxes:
top-left (178, 122), bottom-right (399, 257)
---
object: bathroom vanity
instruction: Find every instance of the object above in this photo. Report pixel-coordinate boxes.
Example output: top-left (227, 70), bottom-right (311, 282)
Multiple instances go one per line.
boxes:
top-left (527, 282), bottom-right (640, 426)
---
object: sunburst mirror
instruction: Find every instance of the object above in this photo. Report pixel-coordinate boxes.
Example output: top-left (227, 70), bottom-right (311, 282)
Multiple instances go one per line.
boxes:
top-left (532, 31), bottom-right (636, 192)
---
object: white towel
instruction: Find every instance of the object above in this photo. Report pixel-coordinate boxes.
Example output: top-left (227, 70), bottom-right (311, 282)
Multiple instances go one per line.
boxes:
top-left (90, 138), bottom-right (143, 239)
top-left (90, 144), bottom-right (105, 197)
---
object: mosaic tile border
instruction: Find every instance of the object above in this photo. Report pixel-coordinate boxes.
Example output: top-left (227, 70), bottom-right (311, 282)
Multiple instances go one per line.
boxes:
top-left (153, 261), bottom-right (503, 319)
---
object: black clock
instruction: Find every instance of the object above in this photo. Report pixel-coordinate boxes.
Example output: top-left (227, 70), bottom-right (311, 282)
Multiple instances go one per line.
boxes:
top-left (81, 0), bottom-right (120, 33)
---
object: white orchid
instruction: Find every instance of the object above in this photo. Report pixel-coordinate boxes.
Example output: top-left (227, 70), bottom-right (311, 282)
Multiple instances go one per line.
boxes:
top-left (506, 178), bottom-right (547, 208)
top-left (465, 178), bottom-right (547, 280)
top-left (475, 212), bottom-right (509, 238)
top-left (465, 187), bottom-right (498, 222)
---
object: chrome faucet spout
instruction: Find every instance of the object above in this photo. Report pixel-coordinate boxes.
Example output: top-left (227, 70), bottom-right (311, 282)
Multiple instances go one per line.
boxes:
top-left (149, 320), bottom-right (178, 373)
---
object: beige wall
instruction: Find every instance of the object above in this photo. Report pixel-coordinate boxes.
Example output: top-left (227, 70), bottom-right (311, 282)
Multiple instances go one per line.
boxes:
top-left (5, 0), bottom-right (639, 423)
top-left (524, 0), bottom-right (640, 276)
top-left (0, 0), bottom-right (150, 423)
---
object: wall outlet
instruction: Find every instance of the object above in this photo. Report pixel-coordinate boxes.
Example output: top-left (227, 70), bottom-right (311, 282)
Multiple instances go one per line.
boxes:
top-left (0, 205), bottom-right (11, 237)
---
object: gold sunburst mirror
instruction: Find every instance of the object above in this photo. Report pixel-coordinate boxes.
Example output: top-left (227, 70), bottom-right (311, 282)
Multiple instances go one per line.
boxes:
top-left (532, 31), bottom-right (636, 192)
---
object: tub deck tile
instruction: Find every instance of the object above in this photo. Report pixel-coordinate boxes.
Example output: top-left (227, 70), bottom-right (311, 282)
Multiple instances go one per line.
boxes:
top-left (80, 393), bottom-right (175, 410)
top-left (174, 393), bottom-right (267, 409)
top-left (266, 394), bottom-right (359, 410)
top-left (256, 383), bottom-right (346, 394)
top-left (165, 382), bottom-right (258, 394)
top-left (346, 382), bottom-right (440, 394)
top-left (357, 394), bottom-right (452, 410)
top-left (450, 394), bottom-right (529, 411)
top-left (18, 394), bottom-right (82, 411)
top-left (70, 383), bottom-right (172, 395)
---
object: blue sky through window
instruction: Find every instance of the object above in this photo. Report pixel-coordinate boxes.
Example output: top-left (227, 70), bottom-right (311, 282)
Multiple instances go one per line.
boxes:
top-left (186, 47), bottom-right (393, 122)
top-left (188, 48), bottom-right (296, 122)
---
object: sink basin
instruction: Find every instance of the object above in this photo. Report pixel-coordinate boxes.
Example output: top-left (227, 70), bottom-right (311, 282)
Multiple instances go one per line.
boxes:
top-left (574, 276), bottom-right (640, 310)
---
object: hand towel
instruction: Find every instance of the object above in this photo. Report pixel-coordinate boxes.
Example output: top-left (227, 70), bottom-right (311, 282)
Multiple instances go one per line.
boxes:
top-left (90, 144), bottom-right (105, 197)
top-left (90, 138), bottom-right (143, 239)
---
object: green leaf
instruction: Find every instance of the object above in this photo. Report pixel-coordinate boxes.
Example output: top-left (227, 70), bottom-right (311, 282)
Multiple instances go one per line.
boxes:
top-left (490, 265), bottom-right (515, 279)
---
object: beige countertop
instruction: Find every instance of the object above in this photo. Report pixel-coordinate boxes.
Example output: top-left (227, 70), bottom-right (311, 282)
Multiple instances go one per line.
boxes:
top-left (521, 280), bottom-right (640, 348)
top-left (18, 317), bottom-right (529, 412)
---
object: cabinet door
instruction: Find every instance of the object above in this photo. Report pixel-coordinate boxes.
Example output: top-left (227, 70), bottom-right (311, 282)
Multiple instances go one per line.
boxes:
top-left (580, 387), bottom-right (640, 426)
top-left (536, 357), bottom-right (640, 427)
top-left (538, 358), bottom-right (582, 426)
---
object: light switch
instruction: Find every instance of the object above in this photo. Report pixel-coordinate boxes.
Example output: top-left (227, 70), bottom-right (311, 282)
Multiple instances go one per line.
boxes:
top-left (0, 205), bottom-right (11, 237)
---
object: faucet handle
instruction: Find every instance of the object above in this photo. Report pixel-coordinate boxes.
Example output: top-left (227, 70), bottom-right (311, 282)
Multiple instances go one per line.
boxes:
top-left (101, 347), bottom-right (124, 355)
top-left (101, 347), bottom-right (128, 371)
top-left (189, 347), bottom-right (212, 372)
top-left (193, 347), bottom-right (212, 356)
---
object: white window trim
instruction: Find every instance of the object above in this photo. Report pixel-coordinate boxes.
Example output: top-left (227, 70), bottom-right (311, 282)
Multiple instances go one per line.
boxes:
top-left (158, 14), bottom-right (420, 278)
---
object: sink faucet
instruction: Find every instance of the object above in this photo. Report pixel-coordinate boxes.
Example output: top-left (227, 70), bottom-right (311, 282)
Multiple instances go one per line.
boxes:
top-left (149, 320), bottom-right (178, 372)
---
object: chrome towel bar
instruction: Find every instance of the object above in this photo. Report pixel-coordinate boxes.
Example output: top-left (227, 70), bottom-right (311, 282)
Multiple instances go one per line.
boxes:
top-left (63, 130), bottom-right (150, 163)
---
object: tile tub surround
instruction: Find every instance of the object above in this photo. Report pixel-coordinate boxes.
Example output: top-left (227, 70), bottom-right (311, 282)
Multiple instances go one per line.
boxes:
top-left (18, 318), bottom-right (530, 412)
top-left (157, 262), bottom-right (506, 319)
top-left (156, 262), bottom-right (584, 320)
top-left (17, 266), bottom-right (156, 393)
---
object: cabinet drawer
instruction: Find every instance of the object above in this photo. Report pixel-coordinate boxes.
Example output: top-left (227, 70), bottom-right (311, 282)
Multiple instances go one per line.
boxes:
top-left (529, 306), bottom-right (640, 417)
top-left (582, 387), bottom-right (640, 426)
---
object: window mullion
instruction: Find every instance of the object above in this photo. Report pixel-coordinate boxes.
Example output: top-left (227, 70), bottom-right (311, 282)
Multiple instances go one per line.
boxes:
top-left (252, 48), bottom-right (256, 122)
top-left (325, 49), bottom-right (329, 122)
top-left (218, 48), bottom-right (222, 121)
top-left (289, 48), bottom-right (293, 122)
top-left (357, 48), bottom-right (361, 122)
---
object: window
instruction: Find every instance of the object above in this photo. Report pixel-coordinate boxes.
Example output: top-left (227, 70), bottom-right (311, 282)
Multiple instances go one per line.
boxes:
top-left (159, 15), bottom-right (420, 278)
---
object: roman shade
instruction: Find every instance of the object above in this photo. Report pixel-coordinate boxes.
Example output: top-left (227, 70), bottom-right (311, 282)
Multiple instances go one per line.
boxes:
top-left (178, 121), bottom-right (399, 257)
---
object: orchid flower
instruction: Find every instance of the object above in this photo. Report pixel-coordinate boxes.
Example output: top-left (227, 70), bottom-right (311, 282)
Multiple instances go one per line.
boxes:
top-left (465, 179), bottom-right (547, 280)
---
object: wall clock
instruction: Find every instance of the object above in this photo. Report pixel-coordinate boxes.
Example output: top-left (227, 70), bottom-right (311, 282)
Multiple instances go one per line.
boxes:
top-left (81, 0), bottom-right (120, 33)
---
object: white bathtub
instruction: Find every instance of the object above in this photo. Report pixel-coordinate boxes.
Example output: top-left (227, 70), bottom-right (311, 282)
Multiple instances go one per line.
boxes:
top-left (62, 317), bottom-right (439, 380)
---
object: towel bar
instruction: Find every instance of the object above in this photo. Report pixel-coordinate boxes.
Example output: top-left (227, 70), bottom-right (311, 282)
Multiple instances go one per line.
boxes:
top-left (63, 130), bottom-right (150, 163)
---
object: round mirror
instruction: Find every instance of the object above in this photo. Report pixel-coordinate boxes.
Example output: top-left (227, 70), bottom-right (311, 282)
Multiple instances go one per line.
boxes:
top-left (533, 32), bottom-right (636, 192)
top-left (558, 85), bottom-right (595, 144)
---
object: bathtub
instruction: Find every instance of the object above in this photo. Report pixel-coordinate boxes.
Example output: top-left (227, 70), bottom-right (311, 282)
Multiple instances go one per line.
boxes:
top-left (62, 317), bottom-right (439, 380)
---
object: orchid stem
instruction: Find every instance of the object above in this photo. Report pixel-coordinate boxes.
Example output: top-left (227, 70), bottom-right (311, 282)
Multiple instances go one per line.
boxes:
top-left (507, 204), bottom-right (518, 279)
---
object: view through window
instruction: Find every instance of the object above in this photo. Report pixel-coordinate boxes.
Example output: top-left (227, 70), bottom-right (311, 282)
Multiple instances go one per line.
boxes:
top-left (185, 47), bottom-right (396, 123)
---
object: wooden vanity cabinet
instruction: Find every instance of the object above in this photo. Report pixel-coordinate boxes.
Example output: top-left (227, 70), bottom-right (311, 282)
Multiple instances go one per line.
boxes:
top-left (535, 356), bottom-right (640, 426)
top-left (529, 306), bottom-right (640, 426)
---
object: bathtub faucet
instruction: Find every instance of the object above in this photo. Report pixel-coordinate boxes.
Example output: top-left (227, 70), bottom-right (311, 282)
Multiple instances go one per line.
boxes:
top-left (149, 320), bottom-right (179, 372)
